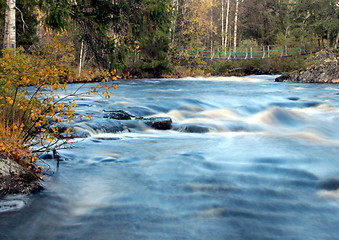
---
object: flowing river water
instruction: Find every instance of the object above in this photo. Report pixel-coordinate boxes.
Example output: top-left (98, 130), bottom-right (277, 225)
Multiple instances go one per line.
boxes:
top-left (1, 75), bottom-right (339, 239)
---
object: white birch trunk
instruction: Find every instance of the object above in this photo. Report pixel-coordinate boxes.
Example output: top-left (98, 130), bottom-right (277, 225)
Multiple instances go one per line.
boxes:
top-left (4, 0), bottom-right (16, 50)
top-left (233, 0), bottom-right (239, 54)
top-left (224, 0), bottom-right (230, 52)
top-left (221, 0), bottom-right (224, 50)
top-left (78, 40), bottom-right (85, 77)
top-left (210, 0), bottom-right (214, 52)
top-left (334, 29), bottom-right (339, 49)
top-left (170, 0), bottom-right (178, 45)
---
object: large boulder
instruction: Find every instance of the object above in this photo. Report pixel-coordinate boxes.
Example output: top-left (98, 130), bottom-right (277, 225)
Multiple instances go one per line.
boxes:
top-left (275, 49), bottom-right (339, 83)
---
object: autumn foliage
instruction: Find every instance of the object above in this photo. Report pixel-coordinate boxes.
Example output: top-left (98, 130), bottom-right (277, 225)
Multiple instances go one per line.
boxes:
top-left (0, 38), bottom-right (86, 178)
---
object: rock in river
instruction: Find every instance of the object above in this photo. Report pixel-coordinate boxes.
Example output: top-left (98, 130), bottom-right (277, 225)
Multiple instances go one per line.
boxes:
top-left (0, 157), bottom-right (42, 195)
top-left (103, 110), bottom-right (172, 130)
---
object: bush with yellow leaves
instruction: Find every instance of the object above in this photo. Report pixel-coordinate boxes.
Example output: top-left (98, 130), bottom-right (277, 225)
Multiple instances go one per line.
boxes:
top-left (0, 46), bottom-right (77, 176)
top-left (0, 40), bottom-right (117, 180)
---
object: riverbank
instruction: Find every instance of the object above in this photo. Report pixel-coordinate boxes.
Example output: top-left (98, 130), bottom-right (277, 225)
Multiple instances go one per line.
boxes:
top-left (275, 49), bottom-right (339, 83)
top-left (0, 157), bottom-right (42, 195)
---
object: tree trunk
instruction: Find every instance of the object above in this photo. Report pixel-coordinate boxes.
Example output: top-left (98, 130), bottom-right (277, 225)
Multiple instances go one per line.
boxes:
top-left (210, 0), bottom-right (214, 52)
top-left (335, 30), bottom-right (339, 49)
top-left (327, 30), bottom-right (331, 48)
top-left (221, 0), bottom-right (224, 50)
top-left (78, 40), bottom-right (85, 77)
top-left (224, 0), bottom-right (230, 52)
top-left (233, 0), bottom-right (239, 54)
top-left (170, 0), bottom-right (178, 45)
top-left (3, 0), bottom-right (16, 50)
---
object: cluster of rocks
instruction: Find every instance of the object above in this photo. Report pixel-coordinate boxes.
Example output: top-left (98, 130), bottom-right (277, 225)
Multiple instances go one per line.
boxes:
top-left (275, 49), bottom-right (339, 83)
top-left (103, 110), bottom-right (172, 130)
top-left (54, 110), bottom-right (173, 139)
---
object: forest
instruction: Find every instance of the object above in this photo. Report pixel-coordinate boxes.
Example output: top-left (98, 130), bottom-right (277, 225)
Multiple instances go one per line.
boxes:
top-left (0, 0), bottom-right (338, 78)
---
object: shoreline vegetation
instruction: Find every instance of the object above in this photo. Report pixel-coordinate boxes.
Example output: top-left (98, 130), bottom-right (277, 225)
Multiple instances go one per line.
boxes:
top-left (0, 46), bottom-right (117, 197)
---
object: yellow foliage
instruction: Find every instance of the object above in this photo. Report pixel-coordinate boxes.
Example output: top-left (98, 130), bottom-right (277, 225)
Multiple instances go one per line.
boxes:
top-left (0, 39), bottom-right (118, 178)
top-left (0, 46), bottom-right (77, 178)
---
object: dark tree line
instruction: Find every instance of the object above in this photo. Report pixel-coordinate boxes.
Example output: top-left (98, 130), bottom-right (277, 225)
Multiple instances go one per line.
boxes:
top-left (1, 0), bottom-right (173, 77)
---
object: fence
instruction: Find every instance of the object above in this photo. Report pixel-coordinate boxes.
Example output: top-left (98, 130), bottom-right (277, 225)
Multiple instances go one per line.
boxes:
top-left (174, 43), bottom-right (321, 60)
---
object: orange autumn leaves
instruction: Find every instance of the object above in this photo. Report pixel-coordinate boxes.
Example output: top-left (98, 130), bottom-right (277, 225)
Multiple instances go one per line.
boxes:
top-left (0, 41), bottom-right (118, 178)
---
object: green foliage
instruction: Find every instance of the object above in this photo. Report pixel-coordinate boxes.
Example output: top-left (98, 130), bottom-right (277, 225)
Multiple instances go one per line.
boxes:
top-left (240, 0), bottom-right (288, 45)
top-left (205, 55), bottom-right (307, 76)
top-left (37, 0), bottom-right (116, 69)
top-left (111, 0), bottom-right (173, 77)
top-left (0, 0), bottom-right (7, 11)
top-left (16, 1), bottom-right (39, 49)
top-left (171, 66), bottom-right (207, 78)
top-left (209, 59), bottom-right (235, 76)
top-left (289, 0), bottom-right (338, 47)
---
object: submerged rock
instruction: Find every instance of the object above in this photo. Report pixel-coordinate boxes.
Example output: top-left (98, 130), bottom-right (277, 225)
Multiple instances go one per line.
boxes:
top-left (173, 124), bottom-right (213, 133)
top-left (317, 178), bottom-right (339, 191)
top-left (103, 110), bottom-right (135, 120)
top-left (141, 117), bottom-right (172, 130)
top-left (104, 110), bottom-right (172, 130)
top-left (76, 119), bottom-right (127, 134)
top-left (48, 110), bottom-right (173, 140)
top-left (275, 49), bottom-right (339, 83)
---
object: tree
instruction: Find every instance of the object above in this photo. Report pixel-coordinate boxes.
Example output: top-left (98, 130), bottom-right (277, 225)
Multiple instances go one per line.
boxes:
top-left (240, 0), bottom-right (289, 45)
top-left (290, 0), bottom-right (339, 48)
top-left (36, 0), bottom-right (173, 76)
top-left (233, 0), bottom-right (239, 52)
top-left (125, 0), bottom-right (173, 77)
top-left (223, 0), bottom-right (230, 51)
top-left (37, 0), bottom-right (115, 70)
top-left (3, 0), bottom-right (16, 49)
top-left (1, 0), bottom-right (39, 51)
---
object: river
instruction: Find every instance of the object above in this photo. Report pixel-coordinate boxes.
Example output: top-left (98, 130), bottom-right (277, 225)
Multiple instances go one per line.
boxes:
top-left (1, 75), bottom-right (339, 240)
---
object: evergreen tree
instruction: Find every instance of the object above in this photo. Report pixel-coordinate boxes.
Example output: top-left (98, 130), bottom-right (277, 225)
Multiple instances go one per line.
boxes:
top-left (290, 0), bottom-right (338, 48)
top-left (37, 0), bottom-right (173, 75)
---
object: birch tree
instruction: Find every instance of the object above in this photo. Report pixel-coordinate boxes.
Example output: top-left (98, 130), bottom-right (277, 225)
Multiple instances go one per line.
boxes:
top-left (221, 0), bottom-right (230, 52)
top-left (210, 0), bottom-right (213, 52)
top-left (3, 0), bottom-right (16, 49)
top-left (221, 0), bottom-right (224, 49)
top-left (224, 0), bottom-right (230, 51)
top-left (233, 0), bottom-right (239, 53)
